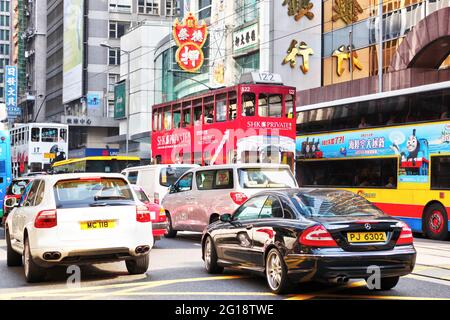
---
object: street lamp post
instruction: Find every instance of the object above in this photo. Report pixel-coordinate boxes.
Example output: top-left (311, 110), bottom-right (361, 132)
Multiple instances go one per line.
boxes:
top-left (101, 42), bottom-right (131, 157)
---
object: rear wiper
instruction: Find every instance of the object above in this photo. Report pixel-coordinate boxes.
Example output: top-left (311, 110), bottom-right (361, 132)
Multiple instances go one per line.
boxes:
top-left (90, 202), bottom-right (108, 207)
top-left (94, 195), bottom-right (127, 201)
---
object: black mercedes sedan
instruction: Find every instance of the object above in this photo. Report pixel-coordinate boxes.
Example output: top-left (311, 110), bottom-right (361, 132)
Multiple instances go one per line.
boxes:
top-left (201, 189), bottom-right (416, 294)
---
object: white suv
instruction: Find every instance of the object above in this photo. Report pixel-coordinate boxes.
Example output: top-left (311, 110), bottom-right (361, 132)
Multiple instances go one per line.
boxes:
top-left (4, 173), bottom-right (154, 283)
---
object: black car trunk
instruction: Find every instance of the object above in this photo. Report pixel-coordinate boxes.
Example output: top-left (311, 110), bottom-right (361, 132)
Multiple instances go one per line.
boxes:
top-left (315, 217), bottom-right (403, 252)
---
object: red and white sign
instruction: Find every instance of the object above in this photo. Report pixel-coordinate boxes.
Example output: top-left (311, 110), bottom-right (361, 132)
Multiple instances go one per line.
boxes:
top-left (173, 12), bottom-right (208, 73)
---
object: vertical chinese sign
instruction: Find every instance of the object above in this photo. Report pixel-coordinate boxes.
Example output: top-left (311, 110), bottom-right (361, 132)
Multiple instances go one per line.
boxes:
top-left (5, 65), bottom-right (21, 119)
top-left (173, 12), bottom-right (208, 73)
top-left (114, 80), bottom-right (126, 119)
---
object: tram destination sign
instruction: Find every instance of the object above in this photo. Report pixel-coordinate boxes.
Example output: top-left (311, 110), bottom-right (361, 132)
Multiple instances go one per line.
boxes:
top-left (240, 72), bottom-right (283, 85)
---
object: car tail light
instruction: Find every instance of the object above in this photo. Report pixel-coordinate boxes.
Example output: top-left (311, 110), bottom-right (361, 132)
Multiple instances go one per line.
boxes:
top-left (136, 205), bottom-right (151, 223)
top-left (230, 192), bottom-right (248, 205)
top-left (299, 225), bottom-right (338, 247)
top-left (34, 210), bottom-right (57, 228)
top-left (154, 192), bottom-right (160, 204)
top-left (159, 207), bottom-right (166, 218)
top-left (396, 222), bottom-right (414, 245)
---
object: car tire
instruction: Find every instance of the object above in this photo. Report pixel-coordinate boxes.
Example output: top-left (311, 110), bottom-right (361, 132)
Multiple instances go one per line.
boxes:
top-left (126, 254), bottom-right (149, 275)
top-left (23, 237), bottom-right (46, 283)
top-left (265, 248), bottom-right (293, 294)
top-left (375, 276), bottom-right (400, 290)
top-left (203, 236), bottom-right (223, 274)
top-left (6, 229), bottom-right (22, 267)
top-left (424, 204), bottom-right (449, 240)
top-left (164, 213), bottom-right (177, 238)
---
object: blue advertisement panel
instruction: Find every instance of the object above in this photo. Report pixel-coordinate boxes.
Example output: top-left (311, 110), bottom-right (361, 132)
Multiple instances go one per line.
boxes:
top-left (5, 65), bottom-right (20, 118)
top-left (297, 121), bottom-right (450, 184)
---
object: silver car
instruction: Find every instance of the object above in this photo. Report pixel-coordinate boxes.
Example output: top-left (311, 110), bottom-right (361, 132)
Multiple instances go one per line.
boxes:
top-left (162, 164), bottom-right (298, 237)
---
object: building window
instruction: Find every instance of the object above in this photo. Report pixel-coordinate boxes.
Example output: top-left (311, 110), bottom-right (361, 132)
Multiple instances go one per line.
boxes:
top-left (108, 74), bottom-right (120, 93)
top-left (166, 0), bottom-right (179, 16)
top-left (138, 0), bottom-right (160, 15)
top-left (0, 29), bottom-right (9, 40)
top-left (0, 14), bottom-right (9, 27)
top-left (108, 48), bottom-right (120, 65)
top-left (235, 0), bottom-right (258, 26)
top-left (108, 101), bottom-right (115, 118)
top-left (109, 0), bottom-right (132, 13)
top-left (198, 0), bottom-right (211, 20)
top-left (109, 21), bottom-right (130, 38)
top-left (235, 51), bottom-right (259, 74)
top-left (0, 1), bottom-right (10, 12)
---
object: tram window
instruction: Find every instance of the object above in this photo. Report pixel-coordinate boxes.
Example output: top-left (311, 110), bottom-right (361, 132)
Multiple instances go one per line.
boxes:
top-left (204, 97), bottom-right (214, 124)
top-left (431, 156), bottom-right (450, 190)
top-left (173, 106), bottom-right (181, 129)
top-left (242, 93), bottom-right (255, 116)
top-left (183, 152), bottom-right (191, 164)
top-left (229, 91), bottom-right (237, 120)
top-left (258, 94), bottom-right (268, 117)
top-left (216, 94), bottom-right (227, 122)
top-left (153, 109), bottom-right (159, 131)
top-left (31, 128), bottom-right (39, 142)
top-left (42, 128), bottom-right (58, 142)
top-left (242, 151), bottom-right (259, 164)
top-left (285, 94), bottom-right (294, 119)
top-left (259, 94), bottom-right (282, 118)
top-left (194, 152), bottom-right (202, 165)
top-left (194, 99), bottom-right (203, 125)
top-left (21, 130), bottom-right (25, 144)
top-left (182, 102), bottom-right (191, 127)
top-left (297, 158), bottom-right (397, 189)
top-left (163, 107), bottom-right (172, 130)
top-left (59, 129), bottom-right (67, 142)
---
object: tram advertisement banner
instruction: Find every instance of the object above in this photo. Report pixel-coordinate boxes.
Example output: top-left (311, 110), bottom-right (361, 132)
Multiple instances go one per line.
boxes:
top-left (296, 121), bottom-right (450, 183)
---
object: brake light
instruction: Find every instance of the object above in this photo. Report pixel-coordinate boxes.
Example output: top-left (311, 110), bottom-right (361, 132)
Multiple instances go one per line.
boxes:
top-left (230, 192), bottom-right (248, 205)
top-left (396, 222), bottom-right (414, 245)
top-left (299, 225), bottom-right (338, 247)
top-left (34, 210), bottom-right (57, 228)
top-left (136, 205), bottom-right (151, 223)
top-left (154, 192), bottom-right (159, 204)
top-left (78, 177), bottom-right (102, 181)
top-left (159, 207), bottom-right (166, 217)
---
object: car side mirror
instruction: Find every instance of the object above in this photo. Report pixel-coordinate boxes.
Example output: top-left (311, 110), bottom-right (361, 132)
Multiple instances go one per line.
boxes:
top-left (4, 197), bottom-right (18, 209)
top-left (220, 213), bottom-right (232, 223)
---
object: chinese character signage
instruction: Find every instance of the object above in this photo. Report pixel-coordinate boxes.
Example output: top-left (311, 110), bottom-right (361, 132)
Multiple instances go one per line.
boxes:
top-left (297, 122), bottom-right (450, 183)
top-left (233, 23), bottom-right (259, 54)
top-left (173, 12), bottom-right (208, 73)
top-left (114, 81), bottom-right (126, 119)
top-left (332, 45), bottom-right (363, 76)
top-left (332, 0), bottom-right (363, 25)
top-left (282, 0), bottom-right (314, 21)
top-left (5, 65), bottom-right (20, 119)
top-left (282, 40), bottom-right (314, 74)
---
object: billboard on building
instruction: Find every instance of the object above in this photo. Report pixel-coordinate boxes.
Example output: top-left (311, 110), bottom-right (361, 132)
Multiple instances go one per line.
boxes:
top-left (63, 0), bottom-right (84, 104)
top-left (114, 80), bottom-right (126, 119)
top-left (5, 65), bottom-right (20, 118)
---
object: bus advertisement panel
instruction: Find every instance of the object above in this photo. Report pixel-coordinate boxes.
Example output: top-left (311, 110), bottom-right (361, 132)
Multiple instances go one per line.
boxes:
top-left (296, 120), bottom-right (450, 240)
top-left (0, 130), bottom-right (12, 217)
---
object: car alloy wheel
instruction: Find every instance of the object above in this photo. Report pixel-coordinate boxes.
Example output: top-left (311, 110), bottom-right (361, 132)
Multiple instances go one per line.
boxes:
top-left (429, 210), bottom-right (444, 235)
top-left (266, 251), bottom-right (283, 291)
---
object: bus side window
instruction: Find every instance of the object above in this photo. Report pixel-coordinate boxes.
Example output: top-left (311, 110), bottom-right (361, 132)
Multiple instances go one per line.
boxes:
top-left (285, 94), bottom-right (294, 119)
top-left (59, 129), bottom-right (67, 142)
top-left (31, 128), bottom-right (40, 142)
top-left (242, 93), bottom-right (255, 117)
top-left (229, 91), bottom-right (237, 120)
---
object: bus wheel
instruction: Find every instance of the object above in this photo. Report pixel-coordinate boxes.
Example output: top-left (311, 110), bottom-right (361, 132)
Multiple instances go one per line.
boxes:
top-left (424, 204), bottom-right (449, 241)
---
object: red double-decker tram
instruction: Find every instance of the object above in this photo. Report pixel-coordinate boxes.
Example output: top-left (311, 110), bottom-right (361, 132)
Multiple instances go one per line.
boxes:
top-left (151, 74), bottom-right (296, 170)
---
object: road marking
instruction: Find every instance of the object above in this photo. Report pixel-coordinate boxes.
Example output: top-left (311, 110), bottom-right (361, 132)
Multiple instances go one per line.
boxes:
top-left (306, 293), bottom-right (450, 300)
top-left (0, 275), bottom-right (247, 300)
top-left (76, 275), bottom-right (249, 300)
top-left (285, 281), bottom-right (366, 300)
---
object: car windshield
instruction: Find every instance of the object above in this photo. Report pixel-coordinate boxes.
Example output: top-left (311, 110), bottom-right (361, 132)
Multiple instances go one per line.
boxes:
top-left (160, 167), bottom-right (193, 187)
top-left (290, 190), bottom-right (384, 217)
top-left (238, 168), bottom-right (296, 189)
top-left (54, 178), bottom-right (134, 208)
top-left (133, 187), bottom-right (149, 202)
top-left (9, 180), bottom-right (30, 195)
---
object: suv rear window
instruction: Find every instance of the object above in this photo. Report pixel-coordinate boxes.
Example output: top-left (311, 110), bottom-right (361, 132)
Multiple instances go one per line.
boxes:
top-left (238, 168), bottom-right (296, 189)
top-left (54, 178), bottom-right (134, 208)
top-left (8, 179), bottom-right (30, 196)
top-left (160, 167), bottom-right (193, 187)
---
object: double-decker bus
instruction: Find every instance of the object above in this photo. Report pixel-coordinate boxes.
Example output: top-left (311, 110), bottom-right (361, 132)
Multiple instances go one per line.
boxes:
top-left (295, 86), bottom-right (450, 240)
top-left (0, 129), bottom-right (12, 218)
top-left (52, 156), bottom-right (141, 173)
top-left (10, 123), bottom-right (69, 178)
top-left (151, 72), bottom-right (296, 170)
